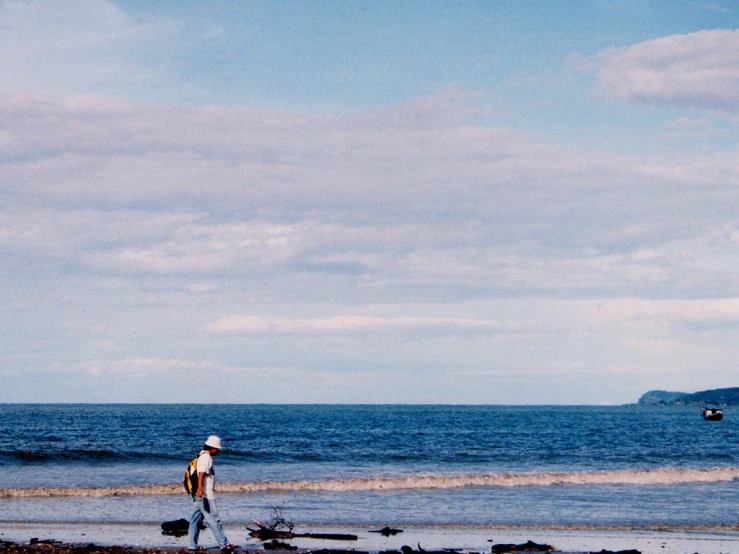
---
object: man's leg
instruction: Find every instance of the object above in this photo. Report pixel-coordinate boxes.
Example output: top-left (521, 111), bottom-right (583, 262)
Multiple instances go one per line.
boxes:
top-left (189, 498), bottom-right (205, 549)
top-left (200, 497), bottom-right (229, 548)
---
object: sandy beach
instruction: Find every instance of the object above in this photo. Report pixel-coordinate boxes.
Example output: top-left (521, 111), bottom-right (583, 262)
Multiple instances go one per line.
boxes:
top-left (3, 522), bottom-right (739, 554)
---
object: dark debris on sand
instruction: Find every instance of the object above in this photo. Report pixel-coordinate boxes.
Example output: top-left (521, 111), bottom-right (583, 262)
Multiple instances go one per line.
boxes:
top-left (369, 528), bottom-right (404, 537)
top-left (490, 541), bottom-right (556, 553)
top-left (0, 539), bottom-right (214, 554)
top-left (0, 538), bottom-right (644, 554)
top-left (0, 541), bottom-right (149, 554)
top-left (264, 540), bottom-right (298, 551)
top-left (588, 550), bottom-right (642, 554)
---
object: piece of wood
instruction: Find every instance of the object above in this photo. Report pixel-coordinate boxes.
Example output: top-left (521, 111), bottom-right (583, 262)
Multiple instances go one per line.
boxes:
top-left (491, 540), bottom-right (556, 553)
top-left (247, 524), bottom-right (357, 542)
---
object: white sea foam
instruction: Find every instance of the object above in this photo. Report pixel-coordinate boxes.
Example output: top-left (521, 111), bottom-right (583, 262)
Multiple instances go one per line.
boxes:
top-left (3, 467), bottom-right (739, 498)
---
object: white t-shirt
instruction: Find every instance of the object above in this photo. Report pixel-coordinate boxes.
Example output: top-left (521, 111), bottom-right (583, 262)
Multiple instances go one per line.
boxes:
top-left (196, 450), bottom-right (216, 499)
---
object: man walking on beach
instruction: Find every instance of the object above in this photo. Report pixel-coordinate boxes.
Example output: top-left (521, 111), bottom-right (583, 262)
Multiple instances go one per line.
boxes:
top-left (188, 435), bottom-right (237, 551)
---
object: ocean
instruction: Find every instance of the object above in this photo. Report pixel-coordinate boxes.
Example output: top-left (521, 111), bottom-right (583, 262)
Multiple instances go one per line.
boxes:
top-left (1, 404), bottom-right (738, 552)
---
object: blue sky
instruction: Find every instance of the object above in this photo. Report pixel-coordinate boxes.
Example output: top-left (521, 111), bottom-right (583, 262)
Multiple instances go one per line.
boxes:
top-left (1, 1), bottom-right (739, 404)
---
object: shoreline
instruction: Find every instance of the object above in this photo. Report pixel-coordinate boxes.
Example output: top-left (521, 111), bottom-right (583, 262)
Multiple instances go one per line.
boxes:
top-left (3, 522), bottom-right (739, 554)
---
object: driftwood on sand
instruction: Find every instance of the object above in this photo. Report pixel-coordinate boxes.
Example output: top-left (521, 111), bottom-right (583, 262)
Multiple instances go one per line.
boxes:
top-left (247, 525), bottom-right (359, 542)
top-left (246, 513), bottom-right (358, 542)
top-left (490, 540), bottom-right (557, 553)
top-left (588, 550), bottom-right (641, 554)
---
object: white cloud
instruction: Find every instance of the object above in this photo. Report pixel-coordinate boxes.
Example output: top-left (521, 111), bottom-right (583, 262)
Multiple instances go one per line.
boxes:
top-left (204, 314), bottom-right (501, 334)
top-left (3, 9), bottom-right (739, 403)
top-left (0, 1), bottom-right (171, 97)
top-left (4, 202), bottom-right (737, 305)
top-left (47, 357), bottom-right (226, 376)
top-left (3, 91), bottom-right (737, 245)
top-left (592, 29), bottom-right (739, 111)
top-left (86, 220), bottom-right (312, 275)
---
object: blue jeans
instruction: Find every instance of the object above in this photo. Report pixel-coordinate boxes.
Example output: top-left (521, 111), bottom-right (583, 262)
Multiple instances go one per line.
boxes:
top-left (189, 496), bottom-right (229, 549)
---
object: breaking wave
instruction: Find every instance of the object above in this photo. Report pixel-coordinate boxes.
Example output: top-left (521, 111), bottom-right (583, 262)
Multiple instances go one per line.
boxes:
top-left (3, 467), bottom-right (739, 498)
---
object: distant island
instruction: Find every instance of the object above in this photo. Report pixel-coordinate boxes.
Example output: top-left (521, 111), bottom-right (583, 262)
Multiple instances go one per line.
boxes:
top-left (638, 387), bottom-right (739, 406)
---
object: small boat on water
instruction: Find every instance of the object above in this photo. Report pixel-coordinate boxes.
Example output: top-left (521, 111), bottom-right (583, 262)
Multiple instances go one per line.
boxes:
top-left (702, 407), bottom-right (723, 421)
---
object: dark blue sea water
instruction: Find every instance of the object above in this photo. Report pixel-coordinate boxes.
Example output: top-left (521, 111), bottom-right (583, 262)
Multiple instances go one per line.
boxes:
top-left (1, 404), bottom-right (738, 531)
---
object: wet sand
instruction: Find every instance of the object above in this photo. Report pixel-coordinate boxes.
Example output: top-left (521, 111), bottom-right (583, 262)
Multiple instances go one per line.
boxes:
top-left (2, 522), bottom-right (739, 554)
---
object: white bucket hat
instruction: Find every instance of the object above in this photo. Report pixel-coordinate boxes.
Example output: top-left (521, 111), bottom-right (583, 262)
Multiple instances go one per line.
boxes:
top-left (204, 435), bottom-right (222, 450)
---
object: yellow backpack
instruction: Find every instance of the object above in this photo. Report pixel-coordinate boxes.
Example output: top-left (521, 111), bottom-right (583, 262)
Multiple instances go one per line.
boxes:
top-left (183, 455), bottom-right (199, 495)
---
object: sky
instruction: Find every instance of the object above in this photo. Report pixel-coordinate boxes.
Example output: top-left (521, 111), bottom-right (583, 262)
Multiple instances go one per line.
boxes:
top-left (2, 1), bottom-right (739, 404)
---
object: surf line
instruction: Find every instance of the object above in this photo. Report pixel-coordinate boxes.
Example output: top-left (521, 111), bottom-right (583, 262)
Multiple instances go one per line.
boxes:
top-left (3, 467), bottom-right (739, 498)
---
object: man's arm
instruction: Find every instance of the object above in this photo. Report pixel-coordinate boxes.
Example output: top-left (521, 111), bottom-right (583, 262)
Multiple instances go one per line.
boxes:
top-left (196, 471), bottom-right (205, 498)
